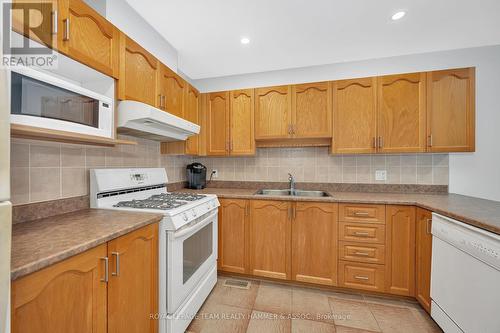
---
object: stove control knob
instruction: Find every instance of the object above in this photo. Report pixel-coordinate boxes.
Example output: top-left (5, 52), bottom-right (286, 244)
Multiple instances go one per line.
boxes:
top-left (191, 209), bottom-right (197, 217)
top-left (182, 213), bottom-right (188, 221)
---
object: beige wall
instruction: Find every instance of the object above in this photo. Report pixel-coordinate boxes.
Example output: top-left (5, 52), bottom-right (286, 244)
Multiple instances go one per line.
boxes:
top-left (195, 147), bottom-right (449, 185)
top-left (10, 135), bottom-right (191, 205)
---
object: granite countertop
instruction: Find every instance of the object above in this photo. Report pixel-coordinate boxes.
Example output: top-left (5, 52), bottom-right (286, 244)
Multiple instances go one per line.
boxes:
top-left (176, 188), bottom-right (500, 235)
top-left (11, 209), bottom-right (163, 280)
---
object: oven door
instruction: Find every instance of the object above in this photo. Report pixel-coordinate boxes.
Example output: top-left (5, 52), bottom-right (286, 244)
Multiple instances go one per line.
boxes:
top-left (167, 210), bottom-right (218, 313)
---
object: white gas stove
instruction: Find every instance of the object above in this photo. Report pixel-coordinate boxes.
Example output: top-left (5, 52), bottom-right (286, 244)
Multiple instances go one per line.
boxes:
top-left (90, 168), bottom-right (219, 333)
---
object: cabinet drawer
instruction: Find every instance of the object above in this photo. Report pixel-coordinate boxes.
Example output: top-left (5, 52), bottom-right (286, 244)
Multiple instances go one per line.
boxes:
top-left (339, 204), bottom-right (385, 223)
top-left (339, 261), bottom-right (385, 292)
top-left (339, 241), bottom-right (385, 264)
top-left (339, 222), bottom-right (386, 244)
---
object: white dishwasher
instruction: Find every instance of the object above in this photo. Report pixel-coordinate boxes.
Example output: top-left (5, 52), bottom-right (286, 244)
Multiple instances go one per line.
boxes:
top-left (431, 213), bottom-right (500, 333)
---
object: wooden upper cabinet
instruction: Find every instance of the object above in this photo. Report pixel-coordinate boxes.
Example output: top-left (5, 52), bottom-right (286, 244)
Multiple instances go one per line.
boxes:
top-left (292, 202), bottom-right (338, 286)
top-left (255, 85), bottom-right (292, 139)
top-left (207, 92), bottom-right (230, 156)
top-left (385, 205), bottom-right (416, 296)
top-left (11, 0), bottom-right (59, 49)
top-left (249, 200), bottom-right (291, 280)
top-left (60, 0), bottom-right (120, 77)
top-left (158, 65), bottom-right (186, 118)
top-left (230, 89), bottom-right (255, 155)
top-left (107, 223), bottom-right (158, 333)
top-left (416, 208), bottom-right (433, 313)
top-left (333, 78), bottom-right (377, 154)
top-left (11, 244), bottom-right (107, 333)
top-left (218, 199), bottom-right (249, 274)
top-left (291, 82), bottom-right (332, 138)
top-left (185, 85), bottom-right (200, 155)
top-left (427, 68), bottom-right (475, 152)
top-left (118, 34), bottom-right (158, 106)
top-left (377, 73), bottom-right (426, 153)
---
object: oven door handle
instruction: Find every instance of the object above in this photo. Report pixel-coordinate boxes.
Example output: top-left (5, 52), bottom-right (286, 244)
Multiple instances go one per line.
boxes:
top-left (172, 211), bottom-right (218, 240)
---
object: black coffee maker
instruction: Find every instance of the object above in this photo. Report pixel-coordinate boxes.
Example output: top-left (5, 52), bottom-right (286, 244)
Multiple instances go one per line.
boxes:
top-left (186, 162), bottom-right (207, 189)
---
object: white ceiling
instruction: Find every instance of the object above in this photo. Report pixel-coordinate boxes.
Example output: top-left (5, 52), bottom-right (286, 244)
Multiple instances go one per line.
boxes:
top-left (125, 0), bottom-right (500, 79)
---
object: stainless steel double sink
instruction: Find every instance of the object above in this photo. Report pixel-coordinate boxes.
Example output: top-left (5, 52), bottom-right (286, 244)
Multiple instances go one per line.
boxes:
top-left (254, 189), bottom-right (331, 197)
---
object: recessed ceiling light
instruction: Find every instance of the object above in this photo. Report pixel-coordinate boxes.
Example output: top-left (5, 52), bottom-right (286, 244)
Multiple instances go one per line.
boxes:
top-left (240, 37), bottom-right (250, 45)
top-left (391, 11), bottom-right (406, 21)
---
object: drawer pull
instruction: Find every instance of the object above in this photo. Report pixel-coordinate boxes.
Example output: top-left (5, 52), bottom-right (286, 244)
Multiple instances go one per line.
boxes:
top-left (354, 251), bottom-right (370, 256)
top-left (353, 232), bottom-right (370, 236)
top-left (354, 275), bottom-right (369, 280)
top-left (354, 212), bottom-right (370, 216)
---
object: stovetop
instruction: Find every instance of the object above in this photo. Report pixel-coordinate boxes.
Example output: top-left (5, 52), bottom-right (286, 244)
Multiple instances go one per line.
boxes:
top-left (113, 192), bottom-right (207, 211)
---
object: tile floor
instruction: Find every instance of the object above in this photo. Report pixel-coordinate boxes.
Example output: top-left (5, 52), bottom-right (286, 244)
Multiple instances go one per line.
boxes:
top-left (186, 276), bottom-right (442, 333)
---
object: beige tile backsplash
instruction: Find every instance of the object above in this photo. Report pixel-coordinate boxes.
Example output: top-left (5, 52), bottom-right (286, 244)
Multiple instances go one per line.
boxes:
top-left (10, 135), bottom-right (192, 205)
top-left (194, 147), bottom-right (449, 186)
top-left (10, 141), bottom-right (449, 205)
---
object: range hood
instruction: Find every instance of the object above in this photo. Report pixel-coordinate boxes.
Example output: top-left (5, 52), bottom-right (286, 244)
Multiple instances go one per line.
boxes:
top-left (117, 100), bottom-right (200, 141)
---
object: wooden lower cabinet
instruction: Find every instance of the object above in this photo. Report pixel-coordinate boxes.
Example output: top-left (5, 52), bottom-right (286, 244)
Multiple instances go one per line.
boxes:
top-left (338, 261), bottom-right (385, 292)
top-left (416, 208), bottom-right (433, 313)
top-left (291, 202), bottom-right (338, 286)
top-left (385, 205), bottom-right (416, 296)
top-left (108, 223), bottom-right (158, 333)
top-left (11, 224), bottom-right (158, 333)
top-left (11, 244), bottom-right (108, 333)
top-left (249, 200), bottom-right (291, 280)
top-left (218, 199), bottom-right (249, 274)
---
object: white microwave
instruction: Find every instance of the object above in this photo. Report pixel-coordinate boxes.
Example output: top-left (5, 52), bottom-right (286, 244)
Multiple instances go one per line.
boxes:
top-left (10, 66), bottom-right (114, 138)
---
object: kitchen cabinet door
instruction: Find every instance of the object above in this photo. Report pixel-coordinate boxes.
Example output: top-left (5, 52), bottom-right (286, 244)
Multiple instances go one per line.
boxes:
top-left (218, 199), bottom-right (249, 274)
top-left (291, 202), bottom-right (338, 286)
top-left (249, 200), bottom-right (291, 280)
top-left (185, 85), bottom-right (201, 154)
top-left (385, 205), bottom-right (416, 296)
top-left (118, 34), bottom-right (158, 106)
top-left (377, 73), bottom-right (426, 153)
top-left (206, 91), bottom-right (230, 156)
top-left (157, 64), bottom-right (186, 118)
top-left (416, 208), bottom-right (433, 313)
top-left (60, 0), bottom-right (120, 78)
top-left (332, 78), bottom-right (377, 154)
top-left (108, 223), bottom-right (158, 333)
top-left (427, 67), bottom-right (475, 152)
top-left (11, 244), bottom-right (107, 333)
top-left (161, 84), bottom-right (200, 155)
top-left (230, 89), bottom-right (255, 156)
top-left (11, 0), bottom-right (59, 49)
top-left (291, 82), bottom-right (332, 138)
top-left (255, 85), bottom-right (292, 139)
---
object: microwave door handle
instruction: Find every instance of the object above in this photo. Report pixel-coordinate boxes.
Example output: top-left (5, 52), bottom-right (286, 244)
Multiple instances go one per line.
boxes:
top-left (172, 211), bottom-right (217, 240)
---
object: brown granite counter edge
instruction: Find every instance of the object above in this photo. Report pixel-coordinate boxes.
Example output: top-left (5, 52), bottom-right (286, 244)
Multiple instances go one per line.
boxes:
top-left (13, 195), bottom-right (90, 224)
top-left (11, 214), bottom-right (162, 280)
top-left (207, 191), bottom-right (500, 236)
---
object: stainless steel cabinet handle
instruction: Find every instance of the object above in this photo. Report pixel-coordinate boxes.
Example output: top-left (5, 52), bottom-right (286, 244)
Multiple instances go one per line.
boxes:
top-left (426, 218), bottom-right (432, 235)
top-left (373, 137), bottom-right (377, 149)
top-left (111, 252), bottom-right (120, 276)
top-left (51, 10), bottom-right (58, 35)
top-left (378, 136), bottom-right (384, 148)
top-left (354, 212), bottom-right (369, 216)
top-left (353, 231), bottom-right (370, 237)
top-left (354, 252), bottom-right (370, 256)
top-left (354, 275), bottom-right (369, 280)
top-left (63, 18), bottom-right (70, 41)
top-left (100, 257), bottom-right (109, 282)
top-left (428, 134), bottom-right (433, 147)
